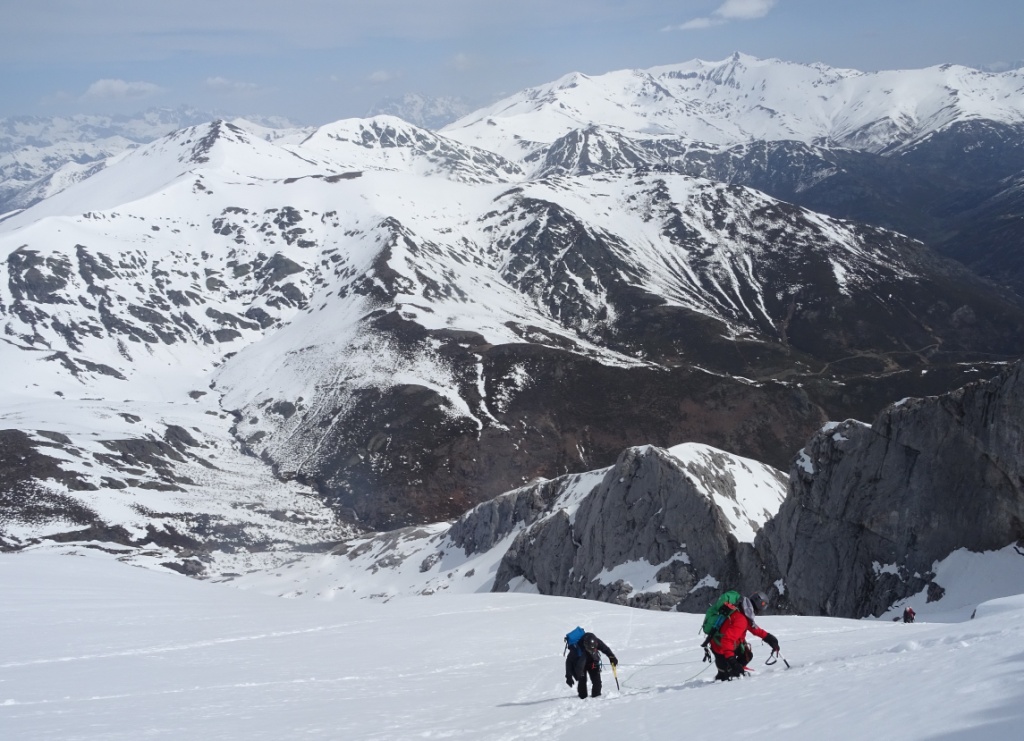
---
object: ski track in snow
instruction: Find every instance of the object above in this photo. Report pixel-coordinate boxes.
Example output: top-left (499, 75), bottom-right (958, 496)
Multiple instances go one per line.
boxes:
top-left (4, 550), bottom-right (1024, 740)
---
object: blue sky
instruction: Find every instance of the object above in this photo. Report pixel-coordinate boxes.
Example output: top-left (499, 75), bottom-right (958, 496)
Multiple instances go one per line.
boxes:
top-left (2, 0), bottom-right (1022, 125)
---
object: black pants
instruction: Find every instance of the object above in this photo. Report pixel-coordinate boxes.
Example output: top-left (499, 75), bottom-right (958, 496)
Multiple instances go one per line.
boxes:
top-left (577, 664), bottom-right (602, 698)
top-left (713, 648), bottom-right (751, 681)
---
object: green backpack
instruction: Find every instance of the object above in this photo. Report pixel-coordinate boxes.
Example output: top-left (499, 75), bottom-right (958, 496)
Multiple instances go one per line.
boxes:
top-left (701, 590), bottom-right (743, 640)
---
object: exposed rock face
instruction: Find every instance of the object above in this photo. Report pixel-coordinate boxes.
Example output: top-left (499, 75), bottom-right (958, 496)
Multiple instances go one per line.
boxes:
top-left (487, 445), bottom-right (784, 611)
top-left (0, 430), bottom-right (99, 547)
top-left (446, 476), bottom-right (571, 556)
top-left (278, 442), bottom-right (788, 605)
top-left (759, 361), bottom-right (1024, 617)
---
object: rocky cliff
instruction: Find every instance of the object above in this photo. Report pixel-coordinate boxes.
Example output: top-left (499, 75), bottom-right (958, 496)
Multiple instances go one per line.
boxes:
top-left (759, 361), bottom-right (1024, 617)
top-left (484, 443), bottom-right (786, 611)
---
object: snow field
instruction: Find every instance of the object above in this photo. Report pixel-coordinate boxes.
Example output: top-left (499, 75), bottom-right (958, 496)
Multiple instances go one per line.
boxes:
top-left (3, 550), bottom-right (1024, 740)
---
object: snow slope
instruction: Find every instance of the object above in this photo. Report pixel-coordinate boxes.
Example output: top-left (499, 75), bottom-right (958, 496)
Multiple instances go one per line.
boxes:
top-left (2, 548), bottom-right (1023, 740)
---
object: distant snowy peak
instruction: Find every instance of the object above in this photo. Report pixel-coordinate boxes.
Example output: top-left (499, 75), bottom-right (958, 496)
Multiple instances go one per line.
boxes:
top-left (294, 115), bottom-right (525, 183)
top-left (532, 125), bottom-right (717, 177)
top-left (443, 53), bottom-right (1024, 159)
top-left (0, 121), bottom-right (326, 230)
top-left (0, 108), bottom-right (214, 152)
top-left (228, 118), bottom-right (315, 146)
top-left (0, 108), bottom-right (306, 155)
top-left (157, 119), bottom-right (321, 171)
top-left (483, 171), bottom-right (923, 340)
top-left (365, 93), bottom-right (476, 130)
top-left (0, 110), bottom-right (309, 215)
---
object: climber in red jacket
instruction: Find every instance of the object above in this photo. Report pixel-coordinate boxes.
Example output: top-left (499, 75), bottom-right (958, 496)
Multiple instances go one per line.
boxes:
top-left (710, 591), bottom-right (780, 681)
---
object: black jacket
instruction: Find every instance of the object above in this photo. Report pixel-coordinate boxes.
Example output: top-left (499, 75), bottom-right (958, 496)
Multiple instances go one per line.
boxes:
top-left (565, 632), bottom-right (616, 680)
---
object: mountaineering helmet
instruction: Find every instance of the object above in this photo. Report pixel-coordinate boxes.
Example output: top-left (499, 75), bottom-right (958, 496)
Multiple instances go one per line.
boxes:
top-left (749, 591), bottom-right (769, 614)
top-left (584, 635), bottom-right (598, 652)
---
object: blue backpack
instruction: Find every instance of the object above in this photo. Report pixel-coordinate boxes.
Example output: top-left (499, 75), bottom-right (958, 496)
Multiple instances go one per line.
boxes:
top-left (564, 626), bottom-right (585, 655)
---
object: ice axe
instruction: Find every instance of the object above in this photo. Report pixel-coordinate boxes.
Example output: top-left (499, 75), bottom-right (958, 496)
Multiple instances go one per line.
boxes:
top-left (612, 662), bottom-right (620, 690)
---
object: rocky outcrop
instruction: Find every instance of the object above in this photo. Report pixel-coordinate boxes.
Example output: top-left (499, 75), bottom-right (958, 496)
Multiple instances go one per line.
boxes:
top-left (759, 361), bottom-right (1024, 617)
top-left (488, 444), bottom-right (785, 611)
top-left (446, 476), bottom-right (572, 556)
top-left (0, 430), bottom-right (99, 549)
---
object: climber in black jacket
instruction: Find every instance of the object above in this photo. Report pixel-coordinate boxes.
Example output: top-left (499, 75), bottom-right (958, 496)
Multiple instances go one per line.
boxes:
top-left (565, 632), bottom-right (617, 699)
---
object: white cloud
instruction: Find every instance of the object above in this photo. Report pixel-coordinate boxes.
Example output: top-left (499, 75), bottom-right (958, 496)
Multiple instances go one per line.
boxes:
top-left (664, 0), bottom-right (777, 32)
top-left (368, 70), bottom-right (398, 84)
top-left (205, 76), bottom-right (261, 94)
top-left (671, 17), bottom-right (721, 31)
top-left (716, 0), bottom-right (777, 20)
top-left (82, 78), bottom-right (163, 100)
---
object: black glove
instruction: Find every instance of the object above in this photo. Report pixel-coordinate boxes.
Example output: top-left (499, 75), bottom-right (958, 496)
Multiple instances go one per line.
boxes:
top-left (609, 655), bottom-right (618, 667)
top-left (566, 677), bottom-right (574, 687)
top-left (764, 633), bottom-right (780, 652)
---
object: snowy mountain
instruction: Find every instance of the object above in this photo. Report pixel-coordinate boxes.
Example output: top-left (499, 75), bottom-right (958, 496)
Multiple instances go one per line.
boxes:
top-left (442, 54), bottom-right (1024, 292)
top-left (2, 55), bottom-right (1024, 614)
top-left (294, 116), bottom-right (524, 181)
top-left (4, 114), bottom-right (1020, 538)
top-left (0, 108), bottom-right (310, 217)
top-left (443, 53), bottom-right (1024, 160)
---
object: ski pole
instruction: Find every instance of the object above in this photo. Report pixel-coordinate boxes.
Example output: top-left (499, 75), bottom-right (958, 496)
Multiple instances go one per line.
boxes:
top-left (776, 650), bottom-right (790, 669)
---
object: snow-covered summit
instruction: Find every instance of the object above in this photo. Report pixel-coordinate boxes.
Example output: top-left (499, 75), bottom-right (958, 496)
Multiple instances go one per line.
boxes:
top-left (0, 120), bottom-right (326, 230)
top-left (365, 92), bottom-right (476, 129)
top-left (0, 108), bottom-right (309, 216)
top-left (289, 115), bottom-right (525, 182)
top-left (443, 53), bottom-right (1024, 162)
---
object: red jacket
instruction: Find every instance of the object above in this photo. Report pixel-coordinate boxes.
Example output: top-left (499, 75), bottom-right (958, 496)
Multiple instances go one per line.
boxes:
top-left (710, 604), bottom-right (768, 658)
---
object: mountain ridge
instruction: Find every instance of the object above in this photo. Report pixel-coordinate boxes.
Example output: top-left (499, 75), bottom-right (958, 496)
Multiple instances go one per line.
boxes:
top-left (443, 53), bottom-right (1024, 161)
top-left (2, 55), bottom-right (1024, 616)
